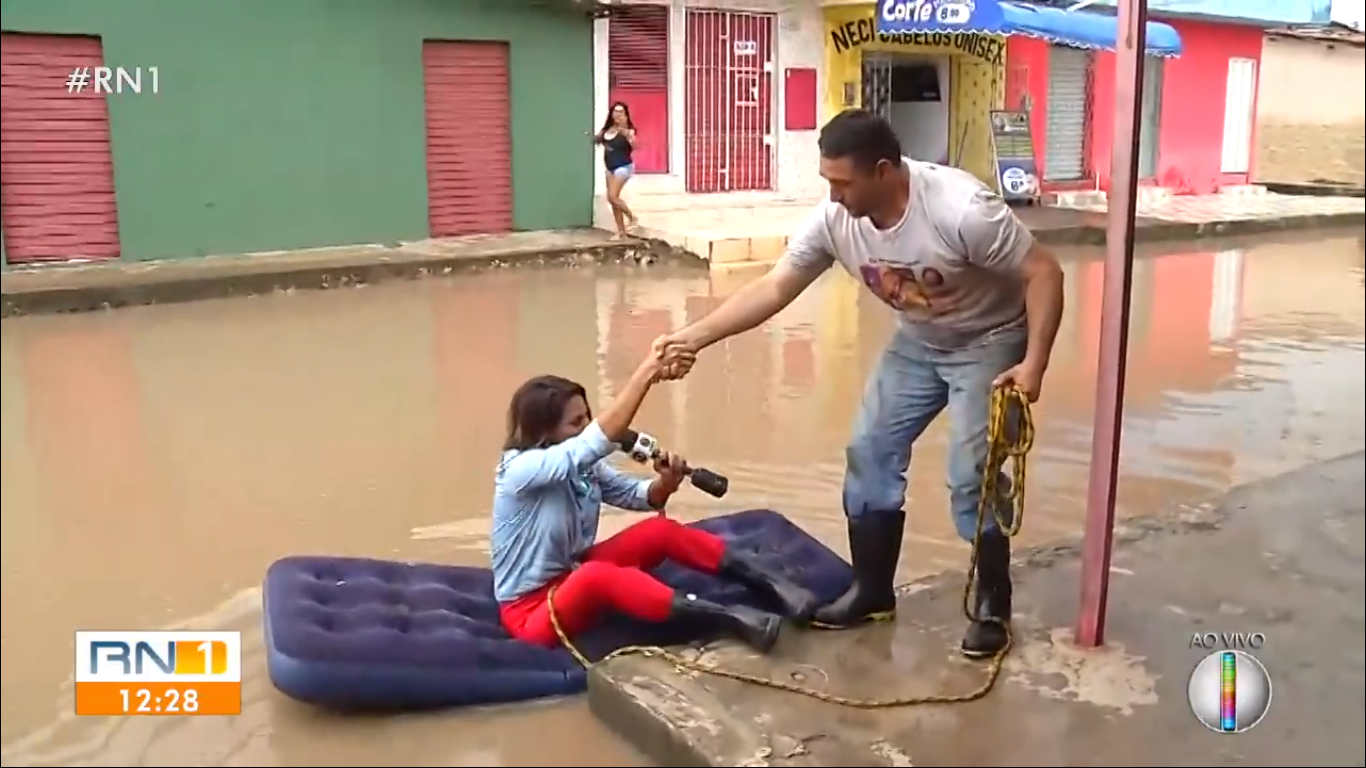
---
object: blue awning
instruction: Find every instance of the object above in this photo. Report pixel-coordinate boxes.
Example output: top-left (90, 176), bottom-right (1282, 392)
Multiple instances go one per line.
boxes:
top-left (875, 0), bottom-right (1184, 57)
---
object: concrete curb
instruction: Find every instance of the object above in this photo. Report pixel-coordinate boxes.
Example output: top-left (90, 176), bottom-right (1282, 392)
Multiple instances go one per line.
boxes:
top-left (0, 235), bottom-right (691, 318)
top-left (1260, 182), bottom-right (1366, 199)
top-left (3, 210), bottom-right (1361, 318)
top-left (586, 450), bottom-right (1366, 767)
top-left (1030, 209), bottom-right (1366, 247)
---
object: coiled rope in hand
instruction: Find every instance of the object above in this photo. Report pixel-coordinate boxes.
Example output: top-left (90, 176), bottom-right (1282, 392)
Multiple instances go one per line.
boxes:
top-left (548, 384), bottom-right (1035, 708)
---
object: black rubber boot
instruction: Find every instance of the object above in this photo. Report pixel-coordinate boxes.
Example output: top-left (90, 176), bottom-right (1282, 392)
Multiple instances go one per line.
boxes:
top-left (670, 592), bottom-right (782, 653)
top-left (960, 528), bottom-right (1013, 659)
top-left (719, 549), bottom-right (820, 624)
top-left (810, 510), bottom-right (905, 629)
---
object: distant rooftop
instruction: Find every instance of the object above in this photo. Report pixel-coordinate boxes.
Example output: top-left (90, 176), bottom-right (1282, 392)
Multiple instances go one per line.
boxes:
top-left (1267, 21), bottom-right (1366, 45)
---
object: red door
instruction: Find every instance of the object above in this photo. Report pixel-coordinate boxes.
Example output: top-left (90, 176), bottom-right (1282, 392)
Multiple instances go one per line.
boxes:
top-left (0, 33), bottom-right (122, 264)
top-left (422, 41), bottom-right (513, 237)
top-left (684, 10), bottom-right (775, 193)
top-left (608, 4), bottom-right (670, 174)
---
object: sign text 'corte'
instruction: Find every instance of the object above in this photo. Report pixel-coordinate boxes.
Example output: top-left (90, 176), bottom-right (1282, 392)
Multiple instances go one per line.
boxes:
top-left (879, 0), bottom-right (976, 26)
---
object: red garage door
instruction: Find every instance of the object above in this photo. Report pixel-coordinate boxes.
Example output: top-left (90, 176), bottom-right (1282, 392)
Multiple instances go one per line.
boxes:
top-left (0, 33), bottom-right (121, 264)
top-left (684, 10), bottom-right (775, 193)
top-left (609, 4), bottom-right (670, 174)
top-left (422, 41), bottom-right (513, 238)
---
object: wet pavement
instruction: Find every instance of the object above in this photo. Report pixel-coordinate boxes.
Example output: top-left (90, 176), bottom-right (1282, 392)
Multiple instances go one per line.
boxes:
top-left (1, 232), bottom-right (1364, 766)
top-left (589, 452), bottom-right (1366, 766)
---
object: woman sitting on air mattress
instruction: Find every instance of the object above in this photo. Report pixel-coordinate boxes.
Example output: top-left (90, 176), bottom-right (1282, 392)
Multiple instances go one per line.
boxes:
top-left (490, 346), bottom-right (817, 654)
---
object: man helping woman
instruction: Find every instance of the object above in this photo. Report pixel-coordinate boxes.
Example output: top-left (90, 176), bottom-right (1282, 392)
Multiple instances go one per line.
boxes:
top-left (651, 110), bottom-right (1065, 658)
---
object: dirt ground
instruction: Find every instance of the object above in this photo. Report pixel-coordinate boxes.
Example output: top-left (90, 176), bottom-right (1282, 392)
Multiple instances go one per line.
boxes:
top-left (1256, 120), bottom-right (1366, 185)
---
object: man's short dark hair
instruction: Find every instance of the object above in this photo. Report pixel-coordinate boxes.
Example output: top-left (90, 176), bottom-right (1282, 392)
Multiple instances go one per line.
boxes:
top-left (818, 109), bottom-right (902, 172)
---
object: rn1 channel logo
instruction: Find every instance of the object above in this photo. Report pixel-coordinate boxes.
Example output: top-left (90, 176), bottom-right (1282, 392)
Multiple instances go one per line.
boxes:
top-left (86, 633), bottom-right (232, 676)
top-left (74, 631), bottom-right (242, 717)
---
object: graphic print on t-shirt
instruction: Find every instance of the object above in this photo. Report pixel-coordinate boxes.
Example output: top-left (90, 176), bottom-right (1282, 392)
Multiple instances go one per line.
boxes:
top-left (858, 262), bottom-right (946, 312)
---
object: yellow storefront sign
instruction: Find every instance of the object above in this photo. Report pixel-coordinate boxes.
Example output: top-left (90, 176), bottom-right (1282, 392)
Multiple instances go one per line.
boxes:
top-left (822, 4), bottom-right (1006, 188)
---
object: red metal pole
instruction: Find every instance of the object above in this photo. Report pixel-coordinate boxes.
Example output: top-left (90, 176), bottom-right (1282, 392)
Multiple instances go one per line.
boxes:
top-left (1076, 0), bottom-right (1147, 648)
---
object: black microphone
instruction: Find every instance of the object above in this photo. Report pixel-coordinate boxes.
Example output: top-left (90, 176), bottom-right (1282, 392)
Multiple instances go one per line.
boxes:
top-left (616, 429), bottom-right (730, 499)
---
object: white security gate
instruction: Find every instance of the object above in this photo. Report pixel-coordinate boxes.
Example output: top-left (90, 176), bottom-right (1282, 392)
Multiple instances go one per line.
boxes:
top-left (1220, 57), bottom-right (1257, 173)
top-left (861, 55), bottom-right (893, 120)
top-left (1044, 45), bottom-right (1088, 182)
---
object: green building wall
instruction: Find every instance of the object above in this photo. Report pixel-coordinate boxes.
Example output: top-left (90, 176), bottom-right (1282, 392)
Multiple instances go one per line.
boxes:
top-left (0, 0), bottom-right (595, 263)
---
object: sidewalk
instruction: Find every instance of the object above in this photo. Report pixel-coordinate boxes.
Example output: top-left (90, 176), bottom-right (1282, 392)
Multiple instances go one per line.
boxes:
top-left (1020, 198), bottom-right (1364, 246)
top-left (626, 189), bottom-right (1365, 265)
top-left (588, 452), bottom-right (1366, 766)
top-left (4, 197), bottom-right (1363, 317)
top-left (0, 229), bottom-right (666, 317)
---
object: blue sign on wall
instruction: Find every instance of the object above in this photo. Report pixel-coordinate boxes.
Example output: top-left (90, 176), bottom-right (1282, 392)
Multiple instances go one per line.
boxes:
top-left (1088, 0), bottom-right (1330, 26)
top-left (875, 0), bottom-right (1185, 57)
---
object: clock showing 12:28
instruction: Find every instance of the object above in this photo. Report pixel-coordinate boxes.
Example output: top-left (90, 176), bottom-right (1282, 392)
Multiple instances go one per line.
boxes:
top-left (74, 631), bottom-right (242, 717)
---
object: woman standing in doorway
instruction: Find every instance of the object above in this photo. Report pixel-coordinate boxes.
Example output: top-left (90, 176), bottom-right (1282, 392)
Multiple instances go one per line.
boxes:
top-left (595, 101), bottom-right (639, 239)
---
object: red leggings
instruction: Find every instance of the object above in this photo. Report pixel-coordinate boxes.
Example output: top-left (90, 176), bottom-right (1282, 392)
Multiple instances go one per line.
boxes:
top-left (499, 515), bottom-right (726, 647)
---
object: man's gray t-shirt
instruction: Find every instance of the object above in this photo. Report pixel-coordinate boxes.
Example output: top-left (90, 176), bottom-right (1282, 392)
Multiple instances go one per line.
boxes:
top-left (783, 159), bottom-right (1034, 349)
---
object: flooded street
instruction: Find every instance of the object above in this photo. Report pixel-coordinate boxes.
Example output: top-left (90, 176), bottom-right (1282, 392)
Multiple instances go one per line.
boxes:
top-left (2, 232), bottom-right (1363, 766)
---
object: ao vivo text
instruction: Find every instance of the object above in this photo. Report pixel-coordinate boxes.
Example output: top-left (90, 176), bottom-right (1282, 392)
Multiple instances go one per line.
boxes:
top-left (74, 631), bottom-right (242, 716)
top-left (1188, 631), bottom-right (1267, 650)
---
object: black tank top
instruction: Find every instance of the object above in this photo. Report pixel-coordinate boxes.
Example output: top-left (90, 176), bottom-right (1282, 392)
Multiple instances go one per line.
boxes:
top-left (602, 131), bottom-right (633, 171)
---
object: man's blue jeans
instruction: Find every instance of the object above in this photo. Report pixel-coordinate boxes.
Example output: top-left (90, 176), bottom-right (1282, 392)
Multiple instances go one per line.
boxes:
top-left (842, 329), bottom-right (1026, 541)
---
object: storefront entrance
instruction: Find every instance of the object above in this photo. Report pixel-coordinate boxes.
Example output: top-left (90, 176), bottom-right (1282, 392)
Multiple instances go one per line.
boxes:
top-left (862, 53), bottom-right (953, 165)
top-left (824, 5), bottom-right (1007, 185)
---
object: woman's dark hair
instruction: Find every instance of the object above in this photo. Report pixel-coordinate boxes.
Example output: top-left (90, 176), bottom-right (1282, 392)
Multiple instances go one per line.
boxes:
top-left (503, 375), bottom-right (591, 451)
top-left (600, 100), bottom-right (636, 133)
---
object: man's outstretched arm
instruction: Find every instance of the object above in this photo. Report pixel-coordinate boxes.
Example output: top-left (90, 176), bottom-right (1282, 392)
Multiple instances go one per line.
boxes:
top-left (660, 208), bottom-right (836, 354)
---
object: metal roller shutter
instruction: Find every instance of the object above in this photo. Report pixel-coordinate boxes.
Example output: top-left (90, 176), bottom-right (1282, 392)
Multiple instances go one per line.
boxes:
top-left (1138, 55), bottom-right (1164, 178)
top-left (0, 33), bottom-right (122, 264)
top-left (609, 4), bottom-right (670, 173)
top-left (1043, 45), bottom-right (1089, 182)
top-left (422, 41), bottom-right (513, 238)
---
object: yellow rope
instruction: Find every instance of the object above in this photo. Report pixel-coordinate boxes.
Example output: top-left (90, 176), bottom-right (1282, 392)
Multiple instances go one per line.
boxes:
top-left (548, 384), bottom-right (1034, 708)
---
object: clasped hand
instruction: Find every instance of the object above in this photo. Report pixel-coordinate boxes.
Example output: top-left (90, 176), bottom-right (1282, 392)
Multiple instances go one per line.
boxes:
top-left (649, 334), bottom-right (698, 381)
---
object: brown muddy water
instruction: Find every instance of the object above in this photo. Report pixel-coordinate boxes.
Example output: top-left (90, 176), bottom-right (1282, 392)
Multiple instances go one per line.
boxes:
top-left (2, 234), bottom-right (1364, 766)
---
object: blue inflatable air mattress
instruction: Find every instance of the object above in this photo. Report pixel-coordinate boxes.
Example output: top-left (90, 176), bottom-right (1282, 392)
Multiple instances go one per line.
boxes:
top-left (263, 509), bottom-right (851, 712)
